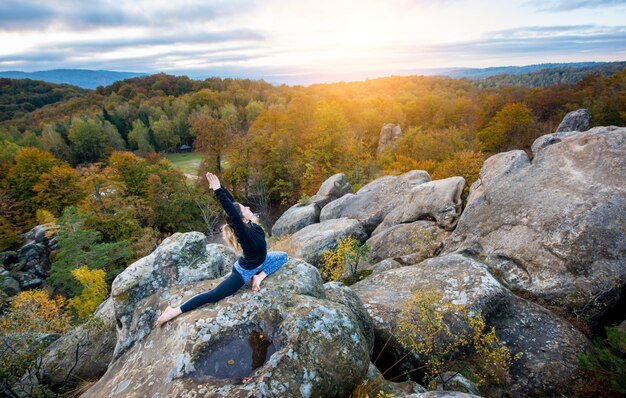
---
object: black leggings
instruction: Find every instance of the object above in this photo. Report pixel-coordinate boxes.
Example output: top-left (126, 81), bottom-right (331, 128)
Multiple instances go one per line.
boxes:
top-left (179, 268), bottom-right (245, 313)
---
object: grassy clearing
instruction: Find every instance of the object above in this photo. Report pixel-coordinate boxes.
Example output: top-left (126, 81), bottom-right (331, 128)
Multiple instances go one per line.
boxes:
top-left (164, 151), bottom-right (202, 175)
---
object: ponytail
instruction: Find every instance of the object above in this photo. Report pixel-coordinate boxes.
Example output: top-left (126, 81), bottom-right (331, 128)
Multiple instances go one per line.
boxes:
top-left (221, 224), bottom-right (242, 253)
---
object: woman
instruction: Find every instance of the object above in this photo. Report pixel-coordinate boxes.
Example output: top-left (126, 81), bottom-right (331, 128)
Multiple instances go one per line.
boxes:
top-left (155, 172), bottom-right (288, 328)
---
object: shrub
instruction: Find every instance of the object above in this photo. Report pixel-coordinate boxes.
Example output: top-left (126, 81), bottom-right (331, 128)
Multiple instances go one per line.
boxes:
top-left (397, 289), bottom-right (517, 389)
top-left (320, 236), bottom-right (369, 282)
top-left (67, 266), bottom-right (108, 320)
top-left (0, 290), bottom-right (70, 396)
top-left (576, 326), bottom-right (626, 397)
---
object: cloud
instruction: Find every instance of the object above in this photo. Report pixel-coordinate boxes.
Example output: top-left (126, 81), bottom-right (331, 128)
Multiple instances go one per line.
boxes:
top-left (412, 25), bottom-right (626, 60)
top-left (527, 0), bottom-right (626, 12)
top-left (0, 0), bottom-right (257, 32)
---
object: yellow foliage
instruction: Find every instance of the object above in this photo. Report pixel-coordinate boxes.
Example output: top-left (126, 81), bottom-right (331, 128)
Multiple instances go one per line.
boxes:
top-left (0, 289), bottom-right (70, 334)
top-left (397, 289), bottom-right (517, 388)
top-left (36, 208), bottom-right (57, 224)
top-left (321, 236), bottom-right (369, 282)
top-left (67, 266), bottom-right (108, 319)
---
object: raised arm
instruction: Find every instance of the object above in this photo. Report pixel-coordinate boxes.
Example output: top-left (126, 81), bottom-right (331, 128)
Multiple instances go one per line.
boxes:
top-left (206, 172), bottom-right (247, 232)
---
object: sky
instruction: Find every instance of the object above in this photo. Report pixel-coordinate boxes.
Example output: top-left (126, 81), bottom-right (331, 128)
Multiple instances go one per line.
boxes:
top-left (0, 0), bottom-right (625, 84)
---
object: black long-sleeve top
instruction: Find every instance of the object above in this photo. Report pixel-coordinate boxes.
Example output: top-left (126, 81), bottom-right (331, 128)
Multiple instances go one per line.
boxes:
top-left (214, 186), bottom-right (267, 270)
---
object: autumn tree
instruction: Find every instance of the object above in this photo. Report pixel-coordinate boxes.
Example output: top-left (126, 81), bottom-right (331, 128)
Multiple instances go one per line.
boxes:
top-left (189, 107), bottom-right (228, 175)
top-left (477, 102), bottom-right (533, 152)
top-left (7, 147), bottom-right (63, 223)
top-left (0, 289), bottom-right (70, 397)
top-left (32, 165), bottom-right (85, 216)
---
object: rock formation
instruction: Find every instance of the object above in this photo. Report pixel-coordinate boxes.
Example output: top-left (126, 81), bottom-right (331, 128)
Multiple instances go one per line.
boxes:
top-left (82, 233), bottom-right (375, 397)
top-left (444, 126), bottom-right (626, 323)
top-left (376, 123), bottom-right (403, 156)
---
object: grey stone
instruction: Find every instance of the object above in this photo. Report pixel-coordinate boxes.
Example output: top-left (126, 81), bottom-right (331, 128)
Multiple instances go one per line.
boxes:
top-left (271, 173), bottom-right (351, 237)
top-left (315, 172), bottom-right (352, 198)
top-left (271, 203), bottom-right (320, 237)
top-left (531, 109), bottom-right (592, 156)
top-left (290, 217), bottom-right (368, 267)
top-left (445, 126), bottom-right (626, 323)
top-left (373, 177), bottom-right (465, 233)
top-left (362, 362), bottom-right (427, 396)
top-left (432, 372), bottom-right (480, 396)
top-left (36, 298), bottom-right (117, 388)
top-left (555, 108), bottom-right (591, 133)
top-left (377, 123), bottom-right (403, 156)
top-left (0, 266), bottom-right (20, 296)
top-left (320, 170), bottom-right (431, 235)
top-left (366, 221), bottom-right (449, 267)
top-left (111, 233), bottom-right (236, 359)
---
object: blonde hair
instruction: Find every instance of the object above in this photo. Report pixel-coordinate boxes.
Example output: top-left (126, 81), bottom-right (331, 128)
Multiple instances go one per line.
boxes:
top-left (221, 202), bottom-right (260, 253)
top-left (221, 224), bottom-right (242, 253)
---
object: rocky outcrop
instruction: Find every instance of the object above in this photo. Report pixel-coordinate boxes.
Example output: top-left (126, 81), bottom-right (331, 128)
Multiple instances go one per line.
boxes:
top-left (320, 170), bottom-right (431, 234)
top-left (352, 253), bottom-right (591, 397)
top-left (83, 233), bottom-right (375, 398)
top-left (377, 123), bottom-right (403, 156)
top-left (364, 221), bottom-right (449, 267)
top-left (0, 266), bottom-right (20, 297)
top-left (1, 223), bottom-right (59, 294)
top-left (290, 217), bottom-right (368, 267)
top-left (372, 176), bottom-right (465, 233)
top-left (444, 126), bottom-right (626, 323)
top-left (271, 173), bottom-right (352, 237)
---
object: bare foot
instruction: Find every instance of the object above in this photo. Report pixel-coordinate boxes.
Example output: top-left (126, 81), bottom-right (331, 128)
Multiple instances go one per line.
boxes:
top-left (242, 377), bottom-right (251, 383)
top-left (155, 306), bottom-right (182, 328)
top-left (251, 272), bottom-right (267, 292)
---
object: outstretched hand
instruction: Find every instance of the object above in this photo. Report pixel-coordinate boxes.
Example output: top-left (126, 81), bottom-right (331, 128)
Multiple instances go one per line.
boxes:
top-left (206, 172), bottom-right (221, 190)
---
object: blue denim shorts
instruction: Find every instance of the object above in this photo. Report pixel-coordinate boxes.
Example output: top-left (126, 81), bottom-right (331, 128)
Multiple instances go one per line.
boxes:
top-left (233, 251), bottom-right (288, 284)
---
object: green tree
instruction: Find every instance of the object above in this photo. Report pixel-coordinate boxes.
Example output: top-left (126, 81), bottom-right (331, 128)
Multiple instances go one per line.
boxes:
top-left (49, 207), bottom-right (132, 297)
top-left (151, 115), bottom-right (180, 151)
top-left (127, 119), bottom-right (154, 156)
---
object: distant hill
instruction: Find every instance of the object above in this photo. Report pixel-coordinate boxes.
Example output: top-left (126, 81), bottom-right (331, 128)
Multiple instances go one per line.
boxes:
top-left (436, 61), bottom-right (626, 87)
top-left (0, 69), bottom-right (147, 90)
top-left (0, 78), bottom-right (88, 122)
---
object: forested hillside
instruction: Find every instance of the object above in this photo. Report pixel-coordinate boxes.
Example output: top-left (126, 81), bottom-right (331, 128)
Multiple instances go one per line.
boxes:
top-left (0, 79), bottom-right (87, 122)
top-left (1, 68), bottom-right (625, 294)
top-left (478, 61), bottom-right (626, 87)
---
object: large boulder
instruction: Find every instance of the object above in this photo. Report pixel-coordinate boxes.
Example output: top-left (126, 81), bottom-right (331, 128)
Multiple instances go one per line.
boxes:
top-left (290, 217), bottom-right (368, 267)
top-left (364, 221), bottom-right (449, 267)
top-left (111, 232), bottom-right (237, 358)
top-left (555, 108), bottom-right (591, 133)
top-left (352, 253), bottom-right (591, 397)
top-left (271, 173), bottom-right (352, 237)
top-left (320, 170), bottom-right (431, 235)
top-left (83, 245), bottom-right (375, 398)
top-left (444, 126), bottom-right (626, 323)
top-left (372, 177), bottom-right (465, 233)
